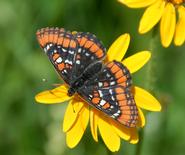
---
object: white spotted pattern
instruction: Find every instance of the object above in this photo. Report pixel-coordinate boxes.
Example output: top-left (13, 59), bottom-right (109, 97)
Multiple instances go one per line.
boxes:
top-left (62, 48), bottom-right (67, 52)
top-left (106, 73), bottom-right (111, 77)
top-left (98, 82), bottom-right (103, 87)
top-left (100, 100), bottom-right (106, 106)
top-left (65, 59), bottom-right (72, 65)
top-left (109, 89), bottom-right (113, 95)
top-left (113, 113), bottom-right (120, 117)
top-left (69, 50), bottom-right (74, 54)
top-left (98, 90), bottom-right (103, 97)
top-left (56, 57), bottom-right (62, 63)
top-left (46, 45), bottom-right (50, 50)
top-left (76, 60), bottom-right (80, 64)
top-left (110, 81), bottom-right (115, 85)
top-left (111, 96), bottom-right (115, 101)
top-left (78, 48), bottom-right (82, 53)
top-left (85, 52), bottom-right (90, 56)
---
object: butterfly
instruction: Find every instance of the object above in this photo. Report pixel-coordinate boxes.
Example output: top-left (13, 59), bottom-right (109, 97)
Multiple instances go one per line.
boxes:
top-left (36, 27), bottom-right (138, 127)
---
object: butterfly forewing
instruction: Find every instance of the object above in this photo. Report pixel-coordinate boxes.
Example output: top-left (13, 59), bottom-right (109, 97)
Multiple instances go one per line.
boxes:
top-left (36, 27), bottom-right (78, 84)
top-left (78, 61), bottom-right (138, 127)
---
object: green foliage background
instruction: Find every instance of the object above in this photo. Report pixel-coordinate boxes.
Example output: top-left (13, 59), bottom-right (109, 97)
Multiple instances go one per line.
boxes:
top-left (0, 0), bottom-right (185, 155)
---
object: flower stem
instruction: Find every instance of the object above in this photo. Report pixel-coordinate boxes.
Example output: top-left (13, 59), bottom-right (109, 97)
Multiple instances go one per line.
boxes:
top-left (135, 26), bottom-right (158, 155)
top-left (145, 26), bottom-right (158, 91)
top-left (135, 129), bottom-right (144, 155)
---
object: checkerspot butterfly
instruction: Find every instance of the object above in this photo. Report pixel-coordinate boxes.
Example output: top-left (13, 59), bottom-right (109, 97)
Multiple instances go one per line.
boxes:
top-left (36, 27), bottom-right (138, 127)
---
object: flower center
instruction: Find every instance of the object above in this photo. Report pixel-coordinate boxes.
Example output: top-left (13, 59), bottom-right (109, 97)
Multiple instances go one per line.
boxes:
top-left (168, 0), bottom-right (185, 5)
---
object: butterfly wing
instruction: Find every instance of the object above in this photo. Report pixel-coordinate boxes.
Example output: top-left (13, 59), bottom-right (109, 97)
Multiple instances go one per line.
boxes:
top-left (36, 27), bottom-right (78, 84)
top-left (78, 60), bottom-right (138, 127)
top-left (71, 32), bottom-right (106, 81)
top-left (36, 28), bottom-right (106, 85)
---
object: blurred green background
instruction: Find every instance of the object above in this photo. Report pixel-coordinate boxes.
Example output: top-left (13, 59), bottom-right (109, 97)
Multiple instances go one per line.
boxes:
top-left (0, 0), bottom-right (185, 155)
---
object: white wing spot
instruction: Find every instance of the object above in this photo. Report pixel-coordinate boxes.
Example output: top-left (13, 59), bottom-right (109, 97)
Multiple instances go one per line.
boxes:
top-left (85, 52), bottom-right (90, 56)
top-left (69, 50), bottom-right (74, 54)
top-left (109, 89), bottom-right (113, 95)
top-left (111, 115), bottom-right (115, 118)
top-left (113, 113), bottom-right (120, 117)
top-left (111, 96), bottom-right (115, 101)
top-left (98, 82), bottom-right (103, 87)
top-left (62, 48), bottom-right (67, 52)
top-left (127, 100), bottom-right (131, 104)
top-left (65, 59), bottom-right (73, 65)
top-left (110, 105), bottom-right (114, 109)
top-left (100, 100), bottom-right (106, 106)
top-left (126, 94), bottom-right (130, 98)
top-left (76, 60), bottom-right (80, 64)
top-left (46, 45), bottom-right (50, 50)
top-left (117, 110), bottom-right (121, 114)
top-left (106, 73), bottom-right (111, 77)
top-left (98, 90), bottom-right (103, 97)
top-left (110, 81), bottom-right (115, 85)
top-left (78, 48), bottom-right (82, 53)
top-left (56, 57), bottom-right (62, 63)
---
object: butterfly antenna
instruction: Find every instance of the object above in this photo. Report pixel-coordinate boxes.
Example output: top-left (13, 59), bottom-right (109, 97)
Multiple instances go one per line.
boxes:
top-left (52, 83), bottom-right (62, 87)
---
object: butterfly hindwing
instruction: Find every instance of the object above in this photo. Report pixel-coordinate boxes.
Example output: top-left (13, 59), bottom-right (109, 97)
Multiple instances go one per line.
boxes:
top-left (36, 27), bottom-right (78, 84)
top-left (78, 61), bottom-right (138, 127)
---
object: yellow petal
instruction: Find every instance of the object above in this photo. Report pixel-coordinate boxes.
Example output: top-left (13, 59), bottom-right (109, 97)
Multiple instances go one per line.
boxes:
top-left (137, 108), bottom-right (146, 127)
top-left (63, 99), bottom-right (84, 132)
top-left (107, 33), bottom-right (130, 62)
top-left (111, 120), bottom-right (131, 141)
top-left (129, 128), bottom-right (139, 144)
top-left (98, 114), bottom-right (120, 152)
top-left (35, 85), bottom-right (72, 104)
top-left (90, 109), bottom-right (98, 142)
top-left (72, 31), bottom-right (77, 35)
top-left (66, 105), bottom-right (89, 148)
top-left (133, 86), bottom-right (161, 111)
top-left (174, 6), bottom-right (185, 46)
top-left (139, 0), bottom-right (165, 33)
top-left (122, 51), bottom-right (151, 74)
top-left (160, 3), bottom-right (176, 47)
top-left (118, 0), bottom-right (156, 8)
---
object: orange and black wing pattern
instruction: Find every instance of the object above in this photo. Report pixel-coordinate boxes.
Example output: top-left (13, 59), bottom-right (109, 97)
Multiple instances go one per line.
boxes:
top-left (36, 28), bottom-right (138, 127)
top-left (71, 32), bottom-right (106, 79)
top-left (78, 60), bottom-right (138, 127)
top-left (36, 28), bottom-right (106, 84)
top-left (36, 27), bottom-right (78, 84)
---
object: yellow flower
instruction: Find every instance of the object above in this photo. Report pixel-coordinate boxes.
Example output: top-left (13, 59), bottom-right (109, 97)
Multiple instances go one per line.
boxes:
top-left (35, 34), bottom-right (161, 152)
top-left (119, 0), bottom-right (185, 47)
